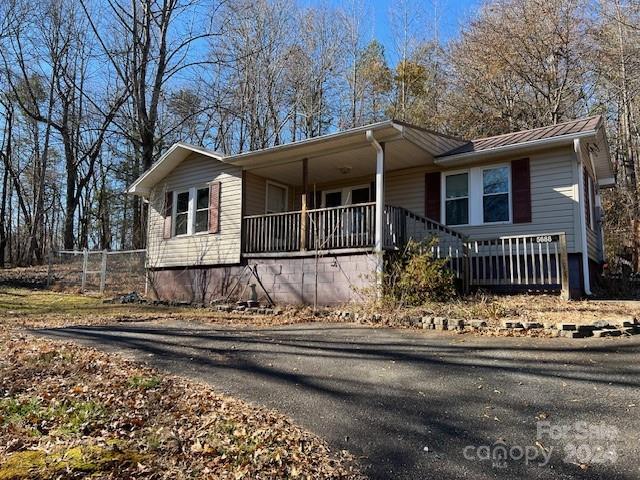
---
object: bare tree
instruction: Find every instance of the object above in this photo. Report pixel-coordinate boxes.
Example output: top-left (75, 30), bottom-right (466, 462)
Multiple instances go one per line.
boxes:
top-left (447, 0), bottom-right (591, 137)
top-left (81, 0), bottom-right (221, 247)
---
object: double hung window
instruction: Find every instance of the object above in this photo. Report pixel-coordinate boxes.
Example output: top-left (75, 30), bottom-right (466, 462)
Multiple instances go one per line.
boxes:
top-left (443, 164), bottom-right (511, 226)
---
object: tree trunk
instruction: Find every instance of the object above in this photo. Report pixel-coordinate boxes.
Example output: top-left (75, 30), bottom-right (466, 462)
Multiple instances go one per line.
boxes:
top-left (0, 167), bottom-right (8, 268)
top-left (64, 163), bottom-right (77, 250)
top-left (0, 103), bottom-right (12, 268)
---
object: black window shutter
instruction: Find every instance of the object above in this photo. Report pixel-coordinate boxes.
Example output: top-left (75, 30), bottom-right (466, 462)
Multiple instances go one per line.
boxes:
top-left (511, 158), bottom-right (531, 224)
top-left (425, 172), bottom-right (441, 221)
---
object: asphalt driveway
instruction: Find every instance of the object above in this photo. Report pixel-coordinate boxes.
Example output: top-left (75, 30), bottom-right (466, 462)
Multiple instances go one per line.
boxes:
top-left (36, 321), bottom-right (640, 480)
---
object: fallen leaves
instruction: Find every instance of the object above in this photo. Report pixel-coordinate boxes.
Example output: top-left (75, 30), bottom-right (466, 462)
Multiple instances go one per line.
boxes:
top-left (0, 329), bottom-right (363, 479)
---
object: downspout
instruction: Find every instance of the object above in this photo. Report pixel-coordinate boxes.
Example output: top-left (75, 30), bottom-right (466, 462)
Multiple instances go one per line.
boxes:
top-left (574, 138), bottom-right (592, 296)
top-left (366, 130), bottom-right (385, 296)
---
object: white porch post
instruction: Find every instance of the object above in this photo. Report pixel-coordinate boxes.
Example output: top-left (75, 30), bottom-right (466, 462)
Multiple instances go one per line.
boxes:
top-left (366, 130), bottom-right (385, 294)
top-left (300, 158), bottom-right (309, 251)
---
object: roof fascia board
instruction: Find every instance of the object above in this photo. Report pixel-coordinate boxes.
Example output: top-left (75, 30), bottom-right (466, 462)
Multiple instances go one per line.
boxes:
top-left (231, 127), bottom-right (403, 170)
top-left (126, 144), bottom-right (185, 196)
top-left (434, 130), bottom-right (597, 167)
top-left (596, 125), bottom-right (615, 179)
top-left (391, 118), bottom-right (468, 143)
top-left (224, 121), bottom-right (399, 167)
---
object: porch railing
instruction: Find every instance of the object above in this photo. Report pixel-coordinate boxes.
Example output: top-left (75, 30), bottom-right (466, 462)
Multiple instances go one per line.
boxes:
top-left (244, 210), bottom-right (302, 252)
top-left (243, 203), bottom-right (376, 253)
top-left (242, 205), bottom-right (569, 298)
top-left (243, 203), bottom-right (469, 255)
top-left (383, 205), bottom-right (469, 280)
top-left (307, 203), bottom-right (376, 250)
top-left (466, 233), bottom-right (569, 295)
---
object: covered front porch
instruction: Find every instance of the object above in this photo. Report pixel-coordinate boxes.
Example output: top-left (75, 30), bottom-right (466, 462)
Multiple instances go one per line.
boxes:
top-left (229, 121), bottom-right (570, 297)
top-left (234, 121), bottom-right (467, 266)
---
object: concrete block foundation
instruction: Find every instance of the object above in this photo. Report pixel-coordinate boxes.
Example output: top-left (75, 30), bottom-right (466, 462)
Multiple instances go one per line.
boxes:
top-left (148, 252), bottom-right (377, 306)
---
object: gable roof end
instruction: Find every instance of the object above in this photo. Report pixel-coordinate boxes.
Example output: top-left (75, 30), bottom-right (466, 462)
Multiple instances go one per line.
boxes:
top-left (127, 143), bottom-right (225, 197)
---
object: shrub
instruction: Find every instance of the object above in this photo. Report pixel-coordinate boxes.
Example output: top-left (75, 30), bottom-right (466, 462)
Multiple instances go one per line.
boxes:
top-left (384, 237), bottom-right (456, 306)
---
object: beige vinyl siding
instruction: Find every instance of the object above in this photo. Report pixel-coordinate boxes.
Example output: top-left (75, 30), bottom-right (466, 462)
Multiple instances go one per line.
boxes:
top-left (244, 172), bottom-right (296, 214)
top-left (244, 172), bottom-right (266, 216)
top-left (147, 153), bottom-right (242, 268)
top-left (239, 145), bottom-right (594, 256)
top-left (385, 148), bottom-right (582, 252)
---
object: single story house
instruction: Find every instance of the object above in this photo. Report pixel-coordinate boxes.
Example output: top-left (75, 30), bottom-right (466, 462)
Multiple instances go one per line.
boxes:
top-left (127, 116), bottom-right (613, 305)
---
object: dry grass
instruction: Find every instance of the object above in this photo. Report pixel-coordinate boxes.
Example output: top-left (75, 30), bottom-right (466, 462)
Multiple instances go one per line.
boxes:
top-left (0, 287), bottom-right (332, 330)
top-left (4, 285), bottom-right (637, 332)
top-left (352, 292), bottom-right (640, 327)
top-left (1, 285), bottom-right (636, 478)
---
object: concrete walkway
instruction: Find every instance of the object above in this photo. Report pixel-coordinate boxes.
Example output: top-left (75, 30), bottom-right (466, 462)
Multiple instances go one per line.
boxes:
top-left (37, 321), bottom-right (640, 480)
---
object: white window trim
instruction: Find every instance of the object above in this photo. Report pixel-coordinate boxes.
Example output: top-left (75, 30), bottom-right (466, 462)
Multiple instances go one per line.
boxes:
top-left (441, 163), bottom-right (512, 227)
top-left (265, 180), bottom-right (289, 214)
top-left (193, 185), bottom-right (211, 235)
top-left (322, 188), bottom-right (341, 208)
top-left (171, 185), bottom-right (212, 237)
top-left (441, 170), bottom-right (470, 227)
top-left (480, 164), bottom-right (512, 225)
top-left (322, 184), bottom-right (370, 207)
top-left (172, 188), bottom-right (193, 237)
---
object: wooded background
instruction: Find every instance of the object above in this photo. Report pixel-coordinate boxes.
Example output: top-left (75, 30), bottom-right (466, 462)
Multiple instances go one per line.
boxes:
top-left (0, 0), bottom-right (639, 273)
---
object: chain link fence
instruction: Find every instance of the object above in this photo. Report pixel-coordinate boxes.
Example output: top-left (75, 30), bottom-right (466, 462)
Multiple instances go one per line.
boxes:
top-left (48, 249), bottom-right (147, 295)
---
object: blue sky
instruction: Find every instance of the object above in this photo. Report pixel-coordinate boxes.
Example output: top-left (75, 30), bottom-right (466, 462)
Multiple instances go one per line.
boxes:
top-left (303, 0), bottom-right (482, 63)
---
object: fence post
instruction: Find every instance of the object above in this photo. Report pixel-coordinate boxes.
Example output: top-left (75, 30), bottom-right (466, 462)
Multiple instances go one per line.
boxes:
top-left (81, 248), bottom-right (88, 292)
top-left (100, 250), bottom-right (108, 294)
top-left (558, 233), bottom-right (570, 300)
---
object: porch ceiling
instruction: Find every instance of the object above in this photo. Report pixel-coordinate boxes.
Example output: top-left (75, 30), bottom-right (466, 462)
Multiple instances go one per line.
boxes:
top-left (246, 137), bottom-right (433, 186)
top-left (240, 131), bottom-right (453, 186)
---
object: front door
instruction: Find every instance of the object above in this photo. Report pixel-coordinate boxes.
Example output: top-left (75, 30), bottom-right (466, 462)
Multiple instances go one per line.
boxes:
top-left (350, 186), bottom-right (370, 205)
top-left (322, 185), bottom-right (370, 207)
top-left (321, 185), bottom-right (371, 247)
top-left (324, 190), bottom-right (342, 208)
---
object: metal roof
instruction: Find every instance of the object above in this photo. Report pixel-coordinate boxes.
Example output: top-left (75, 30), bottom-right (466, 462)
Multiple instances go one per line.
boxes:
top-left (439, 116), bottom-right (603, 157)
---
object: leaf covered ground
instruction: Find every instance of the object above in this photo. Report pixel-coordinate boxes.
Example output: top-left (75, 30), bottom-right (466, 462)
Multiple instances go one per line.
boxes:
top-left (0, 290), bottom-right (363, 479)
